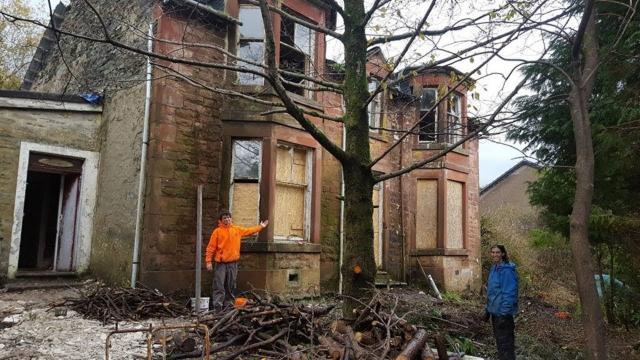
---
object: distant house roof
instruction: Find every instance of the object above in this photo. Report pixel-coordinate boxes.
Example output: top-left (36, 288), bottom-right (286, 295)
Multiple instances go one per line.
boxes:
top-left (480, 160), bottom-right (541, 196)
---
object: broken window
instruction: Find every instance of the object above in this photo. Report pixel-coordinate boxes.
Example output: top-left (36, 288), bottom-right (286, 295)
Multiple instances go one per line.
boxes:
top-left (419, 87), bottom-right (437, 142)
top-left (273, 143), bottom-right (312, 241)
top-left (237, 6), bottom-right (265, 85)
top-left (279, 9), bottom-right (316, 96)
top-left (230, 139), bottom-right (262, 229)
top-left (447, 93), bottom-right (462, 143)
top-left (368, 80), bottom-right (382, 131)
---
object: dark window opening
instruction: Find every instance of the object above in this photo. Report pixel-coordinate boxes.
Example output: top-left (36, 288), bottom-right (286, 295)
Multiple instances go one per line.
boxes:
top-left (419, 87), bottom-right (437, 142)
top-left (279, 9), bottom-right (315, 96)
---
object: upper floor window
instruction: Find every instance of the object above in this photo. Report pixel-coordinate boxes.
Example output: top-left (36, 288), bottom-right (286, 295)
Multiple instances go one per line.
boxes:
top-left (419, 87), bottom-right (437, 142)
top-left (237, 6), bottom-right (265, 85)
top-left (368, 80), bottom-right (381, 131)
top-left (447, 93), bottom-right (462, 143)
top-left (279, 9), bottom-right (316, 96)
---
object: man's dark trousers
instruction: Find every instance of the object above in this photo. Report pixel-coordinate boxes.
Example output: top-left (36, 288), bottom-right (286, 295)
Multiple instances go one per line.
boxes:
top-left (212, 261), bottom-right (238, 307)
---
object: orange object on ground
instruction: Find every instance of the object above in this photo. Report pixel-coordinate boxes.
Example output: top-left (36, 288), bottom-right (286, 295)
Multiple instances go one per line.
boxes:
top-left (234, 297), bottom-right (248, 308)
top-left (353, 265), bottom-right (362, 274)
top-left (554, 311), bottom-right (571, 319)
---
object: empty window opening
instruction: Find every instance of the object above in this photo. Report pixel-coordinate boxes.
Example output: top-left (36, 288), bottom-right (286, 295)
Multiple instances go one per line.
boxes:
top-left (419, 88), bottom-right (437, 142)
top-left (279, 9), bottom-right (315, 96)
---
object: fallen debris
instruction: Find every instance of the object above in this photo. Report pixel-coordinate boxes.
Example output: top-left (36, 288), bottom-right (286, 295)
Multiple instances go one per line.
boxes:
top-left (52, 285), bottom-right (189, 324)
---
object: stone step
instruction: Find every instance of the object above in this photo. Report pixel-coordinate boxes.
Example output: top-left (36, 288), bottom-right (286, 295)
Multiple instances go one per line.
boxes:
top-left (5, 272), bottom-right (85, 292)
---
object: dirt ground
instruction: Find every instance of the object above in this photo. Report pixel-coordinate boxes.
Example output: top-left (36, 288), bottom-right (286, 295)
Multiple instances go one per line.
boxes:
top-left (1, 284), bottom-right (639, 359)
top-left (0, 284), bottom-right (192, 360)
top-left (385, 288), bottom-right (640, 360)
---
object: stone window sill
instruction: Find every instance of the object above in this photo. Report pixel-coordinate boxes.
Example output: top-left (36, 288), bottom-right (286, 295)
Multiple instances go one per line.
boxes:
top-left (414, 143), bottom-right (469, 156)
top-left (410, 248), bottom-right (468, 257)
top-left (241, 241), bottom-right (321, 253)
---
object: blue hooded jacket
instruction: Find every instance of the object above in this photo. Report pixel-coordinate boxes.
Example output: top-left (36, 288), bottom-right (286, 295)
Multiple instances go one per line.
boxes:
top-left (486, 261), bottom-right (519, 316)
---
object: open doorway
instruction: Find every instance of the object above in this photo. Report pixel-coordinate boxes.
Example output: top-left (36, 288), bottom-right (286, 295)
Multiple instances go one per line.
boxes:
top-left (17, 153), bottom-right (83, 274)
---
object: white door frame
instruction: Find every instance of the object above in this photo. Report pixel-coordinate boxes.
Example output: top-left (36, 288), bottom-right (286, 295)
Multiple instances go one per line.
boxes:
top-left (8, 142), bottom-right (99, 278)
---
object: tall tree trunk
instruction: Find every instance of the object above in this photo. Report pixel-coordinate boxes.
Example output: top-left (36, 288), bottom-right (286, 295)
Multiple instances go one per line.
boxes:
top-left (342, 163), bottom-right (376, 317)
top-left (568, 4), bottom-right (607, 359)
top-left (340, 0), bottom-right (377, 317)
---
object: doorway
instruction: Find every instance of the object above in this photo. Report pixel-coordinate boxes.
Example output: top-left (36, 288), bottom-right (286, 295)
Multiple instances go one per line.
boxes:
top-left (17, 153), bottom-right (83, 273)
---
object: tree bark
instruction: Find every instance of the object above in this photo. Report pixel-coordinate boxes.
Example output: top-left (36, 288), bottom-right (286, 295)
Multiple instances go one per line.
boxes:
top-left (395, 328), bottom-right (429, 360)
top-left (339, 0), bottom-right (377, 318)
top-left (567, 2), bottom-right (607, 359)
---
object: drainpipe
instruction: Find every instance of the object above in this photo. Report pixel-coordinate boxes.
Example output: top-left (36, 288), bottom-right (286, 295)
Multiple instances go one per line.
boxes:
top-left (131, 24), bottom-right (154, 288)
top-left (338, 117), bottom-right (346, 294)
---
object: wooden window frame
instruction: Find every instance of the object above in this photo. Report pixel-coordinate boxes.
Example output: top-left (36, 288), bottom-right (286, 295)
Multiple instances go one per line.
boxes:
top-left (237, 5), bottom-right (265, 85)
top-left (273, 142), bottom-right (313, 242)
top-left (418, 87), bottom-right (438, 143)
top-left (229, 138), bottom-right (262, 226)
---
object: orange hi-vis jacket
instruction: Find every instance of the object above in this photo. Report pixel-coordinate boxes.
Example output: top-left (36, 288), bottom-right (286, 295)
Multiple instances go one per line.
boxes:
top-left (205, 221), bottom-right (263, 264)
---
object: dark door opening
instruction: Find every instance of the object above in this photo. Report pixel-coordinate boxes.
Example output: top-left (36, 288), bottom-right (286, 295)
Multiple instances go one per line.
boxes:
top-left (18, 153), bottom-right (83, 273)
top-left (18, 171), bottom-right (61, 270)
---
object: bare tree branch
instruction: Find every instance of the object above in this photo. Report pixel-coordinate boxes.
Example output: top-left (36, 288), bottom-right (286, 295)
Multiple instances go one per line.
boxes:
top-left (376, 74), bottom-right (530, 182)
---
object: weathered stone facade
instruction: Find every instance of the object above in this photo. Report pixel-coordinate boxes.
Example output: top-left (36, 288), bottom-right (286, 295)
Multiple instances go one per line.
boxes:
top-left (1, 0), bottom-right (482, 295)
top-left (0, 91), bottom-right (103, 280)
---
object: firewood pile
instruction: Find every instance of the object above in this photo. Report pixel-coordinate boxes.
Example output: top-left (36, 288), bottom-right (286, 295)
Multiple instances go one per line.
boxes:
top-left (53, 286), bottom-right (189, 324)
top-left (169, 292), bottom-right (454, 360)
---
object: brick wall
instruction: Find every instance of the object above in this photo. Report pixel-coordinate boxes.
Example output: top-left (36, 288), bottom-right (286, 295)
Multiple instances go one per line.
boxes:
top-left (139, 6), bottom-right (232, 291)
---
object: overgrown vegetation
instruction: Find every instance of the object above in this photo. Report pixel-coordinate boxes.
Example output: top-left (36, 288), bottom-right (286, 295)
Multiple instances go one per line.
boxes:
top-left (506, 0), bottom-right (640, 329)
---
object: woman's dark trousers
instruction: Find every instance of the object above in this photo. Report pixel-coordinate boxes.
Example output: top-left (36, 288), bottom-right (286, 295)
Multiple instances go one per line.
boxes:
top-left (491, 315), bottom-right (515, 360)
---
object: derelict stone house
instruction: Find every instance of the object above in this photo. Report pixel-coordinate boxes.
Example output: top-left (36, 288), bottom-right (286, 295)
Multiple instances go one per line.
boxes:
top-left (0, 0), bottom-right (480, 295)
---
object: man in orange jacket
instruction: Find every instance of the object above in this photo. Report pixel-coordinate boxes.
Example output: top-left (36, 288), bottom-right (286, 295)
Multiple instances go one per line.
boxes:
top-left (206, 209), bottom-right (268, 308)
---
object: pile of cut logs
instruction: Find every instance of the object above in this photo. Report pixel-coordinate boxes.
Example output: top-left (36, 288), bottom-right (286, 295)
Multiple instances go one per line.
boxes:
top-left (169, 293), bottom-right (459, 360)
top-left (53, 286), bottom-right (189, 324)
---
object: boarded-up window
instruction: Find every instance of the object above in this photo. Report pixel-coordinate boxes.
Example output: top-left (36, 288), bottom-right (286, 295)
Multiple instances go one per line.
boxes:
top-left (372, 182), bottom-right (384, 268)
top-left (416, 180), bottom-right (438, 249)
top-left (446, 180), bottom-right (464, 248)
top-left (274, 143), bottom-right (311, 241)
top-left (230, 140), bottom-right (261, 231)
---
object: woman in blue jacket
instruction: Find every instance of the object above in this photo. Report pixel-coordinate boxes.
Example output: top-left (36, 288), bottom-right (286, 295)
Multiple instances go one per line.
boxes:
top-left (486, 244), bottom-right (519, 360)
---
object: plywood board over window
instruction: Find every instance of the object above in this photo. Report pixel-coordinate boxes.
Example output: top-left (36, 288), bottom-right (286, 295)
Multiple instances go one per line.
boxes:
top-left (274, 144), bottom-right (311, 241)
top-left (447, 180), bottom-right (464, 249)
top-left (416, 180), bottom-right (438, 249)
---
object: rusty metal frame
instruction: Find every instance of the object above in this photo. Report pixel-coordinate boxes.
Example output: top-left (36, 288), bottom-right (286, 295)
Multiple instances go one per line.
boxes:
top-left (105, 322), bottom-right (210, 360)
